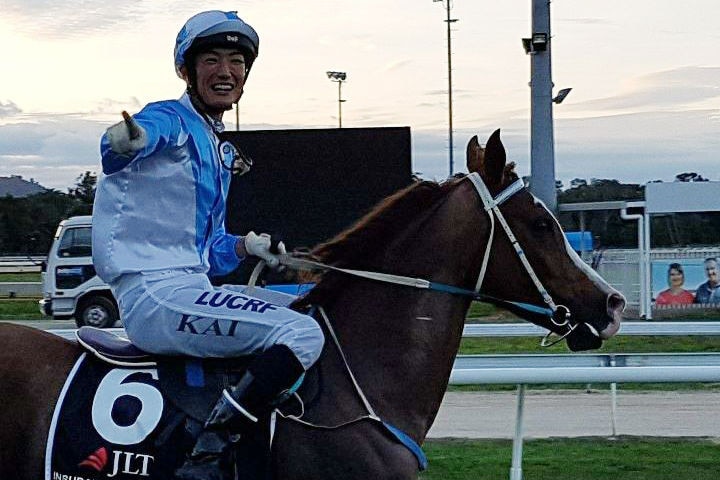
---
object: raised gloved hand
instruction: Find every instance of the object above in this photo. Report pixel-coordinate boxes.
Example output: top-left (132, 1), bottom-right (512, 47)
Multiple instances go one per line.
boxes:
top-left (243, 232), bottom-right (286, 268)
top-left (106, 111), bottom-right (148, 156)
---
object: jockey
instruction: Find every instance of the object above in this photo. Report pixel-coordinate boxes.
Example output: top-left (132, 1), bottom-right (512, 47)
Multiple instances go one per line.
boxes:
top-left (92, 10), bottom-right (324, 480)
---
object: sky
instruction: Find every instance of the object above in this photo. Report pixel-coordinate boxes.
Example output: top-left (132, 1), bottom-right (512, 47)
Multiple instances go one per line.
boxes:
top-left (1, 0), bottom-right (719, 191)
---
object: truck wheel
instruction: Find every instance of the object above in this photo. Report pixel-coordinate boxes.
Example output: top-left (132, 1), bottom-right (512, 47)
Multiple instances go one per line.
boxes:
top-left (76, 296), bottom-right (118, 328)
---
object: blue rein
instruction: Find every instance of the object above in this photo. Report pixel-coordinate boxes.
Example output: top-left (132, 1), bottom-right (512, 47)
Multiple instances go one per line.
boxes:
top-left (427, 281), bottom-right (554, 317)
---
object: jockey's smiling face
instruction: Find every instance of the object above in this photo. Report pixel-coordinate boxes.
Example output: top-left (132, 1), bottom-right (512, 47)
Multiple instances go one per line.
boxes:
top-left (192, 48), bottom-right (247, 118)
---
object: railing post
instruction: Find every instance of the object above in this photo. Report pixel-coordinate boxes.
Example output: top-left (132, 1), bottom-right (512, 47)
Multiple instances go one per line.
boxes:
top-left (510, 384), bottom-right (526, 480)
top-left (610, 356), bottom-right (618, 437)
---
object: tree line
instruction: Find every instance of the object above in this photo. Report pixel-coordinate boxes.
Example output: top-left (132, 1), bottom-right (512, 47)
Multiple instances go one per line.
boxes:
top-left (1, 171), bottom-right (718, 256)
top-left (557, 174), bottom-right (720, 248)
top-left (0, 172), bottom-right (96, 256)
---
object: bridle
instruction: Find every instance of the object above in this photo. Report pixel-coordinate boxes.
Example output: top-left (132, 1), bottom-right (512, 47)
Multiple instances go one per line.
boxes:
top-left (465, 172), bottom-right (581, 346)
top-left (275, 172), bottom-right (596, 346)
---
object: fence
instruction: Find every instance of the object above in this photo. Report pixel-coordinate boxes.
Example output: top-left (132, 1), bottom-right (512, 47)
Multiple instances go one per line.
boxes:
top-left (0, 256), bottom-right (44, 273)
top-left (460, 322), bottom-right (720, 480)
top-left (0, 256), bottom-right (44, 297)
top-left (449, 352), bottom-right (720, 480)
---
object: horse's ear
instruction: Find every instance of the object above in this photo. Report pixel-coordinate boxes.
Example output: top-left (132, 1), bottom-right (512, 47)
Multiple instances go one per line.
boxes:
top-left (466, 135), bottom-right (485, 174)
top-left (483, 129), bottom-right (506, 186)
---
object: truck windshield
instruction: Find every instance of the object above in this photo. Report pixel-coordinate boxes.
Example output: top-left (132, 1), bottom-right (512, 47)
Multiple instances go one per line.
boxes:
top-left (57, 227), bottom-right (92, 257)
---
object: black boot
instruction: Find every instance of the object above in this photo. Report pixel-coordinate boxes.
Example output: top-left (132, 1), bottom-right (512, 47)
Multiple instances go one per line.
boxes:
top-left (175, 429), bottom-right (234, 480)
top-left (176, 345), bottom-right (305, 479)
top-left (205, 344), bottom-right (305, 431)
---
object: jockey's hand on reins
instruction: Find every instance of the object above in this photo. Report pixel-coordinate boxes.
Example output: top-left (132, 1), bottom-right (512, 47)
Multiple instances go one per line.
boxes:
top-left (244, 232), bottom-right (286, 269)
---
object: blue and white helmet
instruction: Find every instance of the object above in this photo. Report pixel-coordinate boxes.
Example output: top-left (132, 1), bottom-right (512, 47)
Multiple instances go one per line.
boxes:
top-left (174, 10), bottom-right (259, 79)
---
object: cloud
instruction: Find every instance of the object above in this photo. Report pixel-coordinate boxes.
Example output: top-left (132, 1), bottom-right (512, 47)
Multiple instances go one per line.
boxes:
top-left (3, 1), bottom-right (151, 38)
top-left (89, 97), bottom-right (143, 116)
top-left (0, 101), bottom-right (21, 118)
top-left (412, 104), bottom-right (720, 187)
top-left (0, 117), bottom-right (106, 189)
top-left (557, 17), bottom-right (614, 26)
top-left (383, 59), bottom-right (413, 73)
top-left (554, 108), bottom-right (720, 185)
top-left (572, 66), bottom-right (720, 112)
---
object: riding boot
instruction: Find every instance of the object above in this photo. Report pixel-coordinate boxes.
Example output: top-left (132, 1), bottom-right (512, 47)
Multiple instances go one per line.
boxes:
top-left (175, 430), bottom-right (234, 480)
top-left (205, 344), bottom-right (305, 430)
top-left (175, 345), bottom-right (305, 479)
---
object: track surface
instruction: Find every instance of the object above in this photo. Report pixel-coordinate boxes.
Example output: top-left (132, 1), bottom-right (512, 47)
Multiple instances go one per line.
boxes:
top-left (428, 390), bottom-right (720, 438)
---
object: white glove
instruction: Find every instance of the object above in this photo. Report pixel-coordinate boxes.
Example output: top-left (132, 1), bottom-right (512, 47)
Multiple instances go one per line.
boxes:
top-left (106, 111), bottom-right (148, 156)
top-left (244, 231), bottom-right (286, 268)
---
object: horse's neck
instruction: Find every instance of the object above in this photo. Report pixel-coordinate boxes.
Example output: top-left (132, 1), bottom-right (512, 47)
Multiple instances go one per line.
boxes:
top-left (307, 181), bottom-right (488, 441)
top-left (320, 281), bottom-right (471, 441)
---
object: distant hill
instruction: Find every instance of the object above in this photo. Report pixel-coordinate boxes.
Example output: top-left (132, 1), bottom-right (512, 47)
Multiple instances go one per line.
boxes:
top-left (0, 175), bottom-right (47, 198)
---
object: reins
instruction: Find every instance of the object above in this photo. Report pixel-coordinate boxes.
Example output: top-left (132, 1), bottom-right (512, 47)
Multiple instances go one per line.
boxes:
top-left (277, 254), bottom-right (556, 319)
top-left (273, 172), bottom-right (578, 342)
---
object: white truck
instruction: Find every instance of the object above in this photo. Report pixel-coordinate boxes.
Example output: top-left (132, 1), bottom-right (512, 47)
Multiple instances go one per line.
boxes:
top-left (39, 215), bottom-right (119, 328)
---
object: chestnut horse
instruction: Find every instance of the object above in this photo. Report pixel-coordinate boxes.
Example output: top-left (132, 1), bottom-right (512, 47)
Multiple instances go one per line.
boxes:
top-left (0, 130), bottom-right (623, 480)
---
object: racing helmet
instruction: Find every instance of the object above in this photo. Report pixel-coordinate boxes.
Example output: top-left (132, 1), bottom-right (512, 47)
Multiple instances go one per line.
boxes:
top-left (174, 10), bottom-right (259, 79)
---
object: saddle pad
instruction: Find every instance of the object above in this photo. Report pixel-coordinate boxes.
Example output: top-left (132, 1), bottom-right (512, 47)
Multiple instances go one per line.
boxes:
top-left (46, 353), bottom-right (186, 480)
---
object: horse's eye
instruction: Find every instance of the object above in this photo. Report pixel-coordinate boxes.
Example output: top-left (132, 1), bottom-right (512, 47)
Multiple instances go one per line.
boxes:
top-left (533, 218), bottom-right (552, 231)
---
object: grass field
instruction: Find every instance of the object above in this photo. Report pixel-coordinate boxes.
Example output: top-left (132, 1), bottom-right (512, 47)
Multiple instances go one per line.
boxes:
top-left (460, 334), bottom-right (720, 355)
top-left (0, 272), bottom-right (41, 282)
top-left (0, 299), bottom-right (44, 320)
top-left (420, 437), bottom-right (720, 480)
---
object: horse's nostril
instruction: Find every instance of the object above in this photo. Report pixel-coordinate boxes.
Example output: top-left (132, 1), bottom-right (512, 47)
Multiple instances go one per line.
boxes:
top-left (607, 293), bottom-right (626, 315)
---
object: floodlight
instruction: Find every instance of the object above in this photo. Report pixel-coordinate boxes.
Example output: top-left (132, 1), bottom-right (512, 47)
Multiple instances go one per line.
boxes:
top-left (552, 87), bottom-right (572, 104)
top-left (326, 71), bottom-right (347, 127)
top-left (326, 71), bottom-right (347, 81)
top-left (522, 32), bottom-right (549, 54)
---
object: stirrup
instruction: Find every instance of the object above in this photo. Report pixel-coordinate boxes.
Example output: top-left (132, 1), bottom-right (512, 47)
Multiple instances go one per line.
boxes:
top-left (206, 389), bottom-right (259, 430)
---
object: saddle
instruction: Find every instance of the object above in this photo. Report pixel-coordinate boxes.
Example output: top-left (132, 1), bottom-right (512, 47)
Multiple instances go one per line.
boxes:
top-left (76, 326), bottom-right (251, 421)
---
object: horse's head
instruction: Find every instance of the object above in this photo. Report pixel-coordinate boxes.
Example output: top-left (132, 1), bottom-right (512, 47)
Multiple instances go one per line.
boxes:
top-left (466, 130), bottom-right (624, 351)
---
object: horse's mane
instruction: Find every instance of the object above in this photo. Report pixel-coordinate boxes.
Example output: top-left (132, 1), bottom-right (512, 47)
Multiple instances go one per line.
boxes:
top-left (290, 178), bottom-right (455, 306)
top-left (293, 164), bottom-right (517, 307)
top-left (314, 179), bottom-right (458, 266)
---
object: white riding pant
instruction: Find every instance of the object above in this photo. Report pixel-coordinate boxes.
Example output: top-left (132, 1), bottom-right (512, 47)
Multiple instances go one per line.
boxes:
top-left (111, 269), bottom-right (324, 369)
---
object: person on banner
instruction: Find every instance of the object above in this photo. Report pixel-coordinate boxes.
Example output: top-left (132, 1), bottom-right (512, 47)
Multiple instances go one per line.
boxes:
top-left (655, 262), bottom-right (695, 306)
top-left (92, 10), bottom-right (324, 479)
top-left (694, 257), bottom-right (720, 304)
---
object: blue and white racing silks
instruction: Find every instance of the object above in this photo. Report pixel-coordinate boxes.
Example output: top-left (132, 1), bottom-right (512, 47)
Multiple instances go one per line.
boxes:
top-left (93, 93), bottom-right (324, 369)
top-left (93, 93), bottom-right (241, 284)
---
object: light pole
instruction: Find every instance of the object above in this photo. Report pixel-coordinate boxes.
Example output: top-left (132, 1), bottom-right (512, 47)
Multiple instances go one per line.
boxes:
top-left (326, 71), bottom-right (347, 128)
top-left (522, 0), bottom-right (556, 211)
top-left (433, 0), bottom-right (458, 176)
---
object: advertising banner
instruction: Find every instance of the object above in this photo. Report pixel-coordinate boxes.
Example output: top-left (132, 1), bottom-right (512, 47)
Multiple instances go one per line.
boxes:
top-left (652, 258), bottom-right (720, 307)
